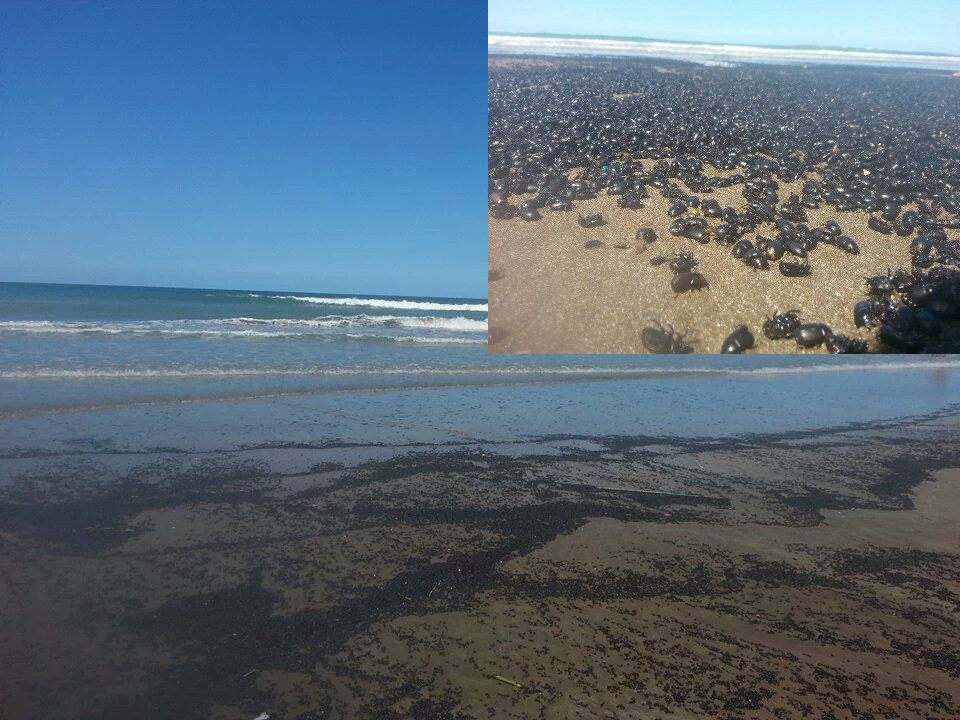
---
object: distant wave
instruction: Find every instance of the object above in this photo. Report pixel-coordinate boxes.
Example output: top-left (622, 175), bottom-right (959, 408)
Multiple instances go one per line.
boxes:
top-left (243, 315), bottom-right (487, 332)
top-left (0, 316), bottom-right (486, 338)
top-left (3, 359), bottom-right (960, 380)
top-left (343, 334), bottom-right (486, 345)
top-left (488, 34), bottom-right (960, 71)
top-left (262, 294), bottom-right (488, 313)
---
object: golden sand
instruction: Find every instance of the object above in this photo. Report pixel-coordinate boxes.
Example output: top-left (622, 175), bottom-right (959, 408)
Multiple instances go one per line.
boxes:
top-left (488, 166), bottom-right (921, 354)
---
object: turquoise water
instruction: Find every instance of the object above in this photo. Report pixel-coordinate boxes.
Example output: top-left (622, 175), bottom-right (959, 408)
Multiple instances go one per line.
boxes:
top-left (2, 282), bottom-right (959, 437)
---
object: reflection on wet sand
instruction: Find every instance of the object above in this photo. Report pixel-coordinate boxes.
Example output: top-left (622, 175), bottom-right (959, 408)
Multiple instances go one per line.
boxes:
top-left (1, 406), bottom-right (959, 718)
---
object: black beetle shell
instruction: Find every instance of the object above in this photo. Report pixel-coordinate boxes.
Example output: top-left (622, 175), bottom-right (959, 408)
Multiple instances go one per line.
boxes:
top-left (743, 249), bottom-right (769, 270)
top-left (670, 271), bottom-right (708, 293)
top-left (779, 261), bottom-right (811, 277)
top-left (838, 236), bottom-right (859, 255)
top-left (853, 301), bottom-right (873, 328)
top-left (783, 239), bottom-right (807, 258)
top-left (720, 325), bottom-right (754, 355)
top-left (720, 325), bottom-right (754, 354)
top-left (878, 325), bottom-right (924, 352)
top-left (795, 323), bottom-right (831, 348)
top-left (683, 227), bottom-right (710, 244)
top-left (668, 253), bottom-right (697, 274)
top-left (909, 236), bottom-right (933, 255)
top-left (731, 239), bottom-right (753, 259)
top-left (916, 309), bottom-right (941, 336)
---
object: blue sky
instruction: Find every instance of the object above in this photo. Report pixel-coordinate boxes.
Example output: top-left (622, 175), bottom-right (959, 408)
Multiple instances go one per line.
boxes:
top-left (489, 0), bottom-right (960, 55)
top-left (1, 1), bottom-right (486, 299)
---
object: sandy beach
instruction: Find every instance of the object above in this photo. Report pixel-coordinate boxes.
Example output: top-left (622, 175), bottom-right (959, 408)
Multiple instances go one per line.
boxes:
top-left (488, 56), bottom-right (960, 354)
top-left (489, 168), bottom-right (935, 353)
top-left (2, 393), bottom-right (959, 719)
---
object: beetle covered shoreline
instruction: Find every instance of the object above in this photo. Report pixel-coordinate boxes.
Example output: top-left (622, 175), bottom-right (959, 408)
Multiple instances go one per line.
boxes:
top-left (488, 55), bottom-right (960, 354)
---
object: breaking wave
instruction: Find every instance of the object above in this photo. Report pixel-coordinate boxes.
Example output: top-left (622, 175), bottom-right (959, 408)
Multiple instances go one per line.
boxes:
top-left (0, 315), bottom-right (486, 338)
top-left (262, 294), bottom-right (488, 313)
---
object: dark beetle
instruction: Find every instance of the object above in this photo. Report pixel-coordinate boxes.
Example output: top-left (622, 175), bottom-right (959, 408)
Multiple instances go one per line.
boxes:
top-left (635, 227), bottom-right (657, 243)
top-left (779, 261), bottom-right (811, 277)
top-left (880, 201), bottom-right (900, 221)
top-left (683, 227), bottom-right (710, 244)
top-left (783, 239), bottom-right (807, 258)
top-left (641, 321), bottom-right (694, 354)
top-left (853, 300), bottom-right (874, 328)
top-left (894, 220), bottom-right (913, 236)
top-left (824, 219), bottom-right (842, 237)
top-left (713, 222), bottom-right (738, 245)
top-left (519, 207), bottom-right (542, 221)
top-left (670, 271), bottom-right (708, 293)
top-left (577, 213), bottom-right (606, 228)
top-left (763, 309), bottom-right (801, 340)
top-left (837, 236), bottom-right (859, 255)
top-left (668, 252), bottom-right (698, 274)
top-left (906, 282), bottom-right (939, 304)
top-left (868, 216), bottom-right (893, 234)
top-left (795, 323), bottom-right (831, 348)
top-left (878, 324), bottom-right (924, 352)
top-left (916, 309), bottom-right (941, 336)
top-left (893, 306), bottom-right (916, 329)
top-left (865, 272), bottom-right (895, 295)
top-left (756, 236), bottom-right (785, 261)
top-left (732, 239), bottom-right (753, 259)
top-left (701, 199), bottom-right (722, 217)
top-left (892, 269), bottom-right (920, 294)
top-left (825, 334), bottom-right (868, 354)
top-left (743, 249), bottom-right (769, 270)
top-left (797, 231), bottom-right (817, 252)
top-left (910, 236), bottom-right (933, 256)
top-left (720, 325), bottom-right (754, 354)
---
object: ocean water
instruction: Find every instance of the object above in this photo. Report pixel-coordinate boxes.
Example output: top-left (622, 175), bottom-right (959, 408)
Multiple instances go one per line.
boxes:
top-left (488, 34), bottom-right (960, 72)
top-left (0, 282), bottom-right (489, 407)
top-left (2, 282), bottom-right (960, 442)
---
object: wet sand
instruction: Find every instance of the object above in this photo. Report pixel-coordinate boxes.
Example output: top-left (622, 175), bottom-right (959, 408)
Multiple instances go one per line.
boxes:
top-left (2, 404), bottom-right (960, 718)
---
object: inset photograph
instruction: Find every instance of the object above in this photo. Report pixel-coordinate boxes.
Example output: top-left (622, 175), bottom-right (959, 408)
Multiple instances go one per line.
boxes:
top-left (488, 36), bottom-right (960, 354)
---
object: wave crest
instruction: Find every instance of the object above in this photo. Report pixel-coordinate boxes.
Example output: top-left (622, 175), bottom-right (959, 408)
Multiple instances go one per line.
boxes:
top-left (262, 294), bottom-right (488, 312)
top-left (0, 316), bottom-right (487, 338)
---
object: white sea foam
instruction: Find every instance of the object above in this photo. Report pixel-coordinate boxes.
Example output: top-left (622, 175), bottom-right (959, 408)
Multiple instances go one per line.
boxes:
top-left (3, 359), bottom-right (960, 380)
top-left (489, 34), bottom-right (960, 71)
top-left (263, 294), bottom-right (488, 312)
top-left (240, 315), bottom-right (487, 332)
top-left (343, 334), bottom-right (486, 345)
top-left (0, 315), bottom-right (487, 337)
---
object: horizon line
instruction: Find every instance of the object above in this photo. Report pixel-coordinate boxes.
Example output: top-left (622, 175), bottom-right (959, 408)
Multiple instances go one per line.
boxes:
top-left (487, 30), bottom-right (959, 59)
top-left (0, 279), bottom-right (488, 303)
